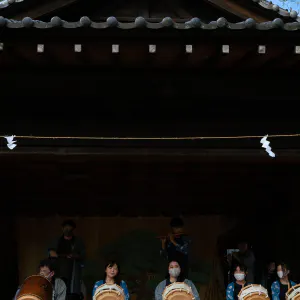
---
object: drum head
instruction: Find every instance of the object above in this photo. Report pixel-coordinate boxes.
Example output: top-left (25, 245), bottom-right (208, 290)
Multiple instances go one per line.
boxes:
top-left (17, 297), bottom-right (41, 300)
top-left (242, 295), bottom-right (269, 300)
top-left (165, 291), bottom-right (194, 300)
top-left (96, 296), bottom-right (122, 300)
top-left (95, 291), bottom-right (124, 300)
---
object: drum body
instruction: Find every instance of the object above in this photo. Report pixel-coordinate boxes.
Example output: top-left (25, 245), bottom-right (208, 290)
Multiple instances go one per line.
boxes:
top-left (162, 282), bottom-right (195, 300)
top-left (238, 284), bottom-right (269, 300)
top-left (17, 275), bottom-right (53, 300)
top-left (286, 284), bottom-right (300, 299)
top-left (93, 284), bottom-right (125, 300)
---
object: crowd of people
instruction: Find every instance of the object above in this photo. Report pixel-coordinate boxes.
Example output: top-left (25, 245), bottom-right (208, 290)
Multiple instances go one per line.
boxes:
top-left (226, 262), bottom-right (296, 300)
top-left (225, 241), bottom-right (297, 300)
top-left (14, 217), bottom-right (194, 300)
top-left (15, 217), bottom-right (294, 300)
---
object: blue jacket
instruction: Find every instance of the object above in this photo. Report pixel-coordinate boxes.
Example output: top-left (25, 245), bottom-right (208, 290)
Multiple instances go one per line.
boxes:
top-left (92, 280), bottom-right (130, 300)
top-left (271, 280), bottom-right (296, 300)
top-left (226, 282), bottom-right (250, 300)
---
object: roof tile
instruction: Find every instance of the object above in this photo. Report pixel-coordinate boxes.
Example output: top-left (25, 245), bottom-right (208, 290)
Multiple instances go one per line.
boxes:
top-left (0, 16), bottom-right (299, 30)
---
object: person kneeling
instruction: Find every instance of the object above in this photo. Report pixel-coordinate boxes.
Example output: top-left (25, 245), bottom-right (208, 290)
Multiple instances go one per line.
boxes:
top-left (92, 261), bottom-right (130, 300)
top-left (155, 260), bottom-right (200, 300)
top-left (15, 259), bottom-right (67, 300)
top-left (226, 264), bottom-right (249, 300)
top-left (271, 262), bottom-right (296, 300)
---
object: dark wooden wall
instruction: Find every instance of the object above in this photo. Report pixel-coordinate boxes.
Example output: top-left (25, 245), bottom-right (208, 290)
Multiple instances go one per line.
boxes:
top-left (1, 217), bottom-right (18, 299)
top-left (1, 66), bottom-right (300, 297)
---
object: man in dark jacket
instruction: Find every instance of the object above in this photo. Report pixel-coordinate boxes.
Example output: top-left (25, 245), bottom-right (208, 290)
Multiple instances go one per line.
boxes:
top-left (48, 220), bottom-right (85, 300)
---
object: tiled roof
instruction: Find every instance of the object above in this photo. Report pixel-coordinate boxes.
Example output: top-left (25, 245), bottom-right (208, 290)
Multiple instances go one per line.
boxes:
top-left (0, 16), bottom-right (300, 30)
top-left (0, 0), bottom-right (23, 9)
top-left (253, 0), bottom-right (300, 22)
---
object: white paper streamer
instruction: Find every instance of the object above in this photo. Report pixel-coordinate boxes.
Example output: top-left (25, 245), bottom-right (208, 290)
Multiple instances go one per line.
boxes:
top-left (4, 135), bottom-right (17, 150)
top-left (260, 135), bottom-right (275, 158)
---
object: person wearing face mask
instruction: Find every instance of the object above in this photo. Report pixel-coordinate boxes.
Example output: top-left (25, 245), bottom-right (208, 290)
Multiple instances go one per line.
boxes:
top-left (48, 220), bottom-right (86, 300)
top-left (271, 263), bottom-right (296, 300)
top-left (155, 260), bottom-right (200, 300)
top-left (14, 259), bottom-right (67, 300)
top-left (226, 264), bottom-right (249, 300)
top-left (92, 261), bottom-right (130, 300)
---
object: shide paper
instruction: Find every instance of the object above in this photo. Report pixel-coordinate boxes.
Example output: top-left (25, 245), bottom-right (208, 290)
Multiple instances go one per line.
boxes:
top-left (4, 135), bottom-right (17, 150)
top-left (260, 135), bottom-right (275, 158)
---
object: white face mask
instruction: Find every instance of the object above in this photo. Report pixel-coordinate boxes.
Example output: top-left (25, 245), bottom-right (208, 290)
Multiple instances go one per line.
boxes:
top-left (234, 273), bottom-right (245, 281)
top-left (169, 268), bottom-right (181, 278)
top-left (277, 271), bottom-right (284, 278)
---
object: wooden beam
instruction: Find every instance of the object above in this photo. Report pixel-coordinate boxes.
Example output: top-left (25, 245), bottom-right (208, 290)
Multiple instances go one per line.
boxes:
top-left (1, 147), bottom-right (300, 160)
top-left (203, 0), bottom-right (269, 22)
top-left (10, 0), bottom-right (80, 20)
top-left (165, 0), bottom-right (191, 18)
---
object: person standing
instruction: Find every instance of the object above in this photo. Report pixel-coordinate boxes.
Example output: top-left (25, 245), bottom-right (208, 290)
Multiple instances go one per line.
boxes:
top-left (160, 217), bottom-right (191, 278)
top-left (48, 220), bottom-right (85, 300)
top-left (261, 261), bottom-right (277, 297)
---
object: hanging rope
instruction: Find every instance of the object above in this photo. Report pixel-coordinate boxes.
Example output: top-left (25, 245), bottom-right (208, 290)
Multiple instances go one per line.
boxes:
top-left (0, 133), bottom-right (300, 141)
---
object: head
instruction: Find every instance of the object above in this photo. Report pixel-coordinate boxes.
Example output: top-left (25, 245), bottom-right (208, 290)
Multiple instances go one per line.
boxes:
top-left (39, 259), bottom-right (56, 281)
top-left (267, 261), bottom-right (276, 272)
top-left (104, 261), bottom-right (121, 284)
top-left (233, 264), bottom-right (247, 282)
top-left (277, 262), bottom-right (290, 279)
top-left (61, 219), bottom-right (76, 237)
top-left (238, 242), bottom-right (248, 253)
top-left (170, 217), bottom-right (184, 234)
top-left (168, 261), bottom-right (185, 281)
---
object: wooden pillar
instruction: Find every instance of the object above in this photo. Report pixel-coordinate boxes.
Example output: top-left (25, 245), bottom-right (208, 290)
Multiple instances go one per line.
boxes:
top-left (0, 215), bottom-right (18, 299)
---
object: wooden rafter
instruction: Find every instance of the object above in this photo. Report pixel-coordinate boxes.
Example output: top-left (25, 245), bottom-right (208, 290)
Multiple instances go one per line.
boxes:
top-left (165, 0), bottom-right (191, 19)
top-left (3, 0), bottom-right (274, 22)
top-left (9, 0), bottom-right (79, 20)
top-left (203, 0), bottom-right (269, 22)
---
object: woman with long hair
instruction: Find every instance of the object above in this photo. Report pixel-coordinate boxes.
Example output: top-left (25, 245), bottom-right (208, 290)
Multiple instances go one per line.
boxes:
top-left (92, 261), bottom-right (130, 300)
top-left (271, 262), bottom-right (296, 300)
top-left (155, 260), bottom-right (200, 300)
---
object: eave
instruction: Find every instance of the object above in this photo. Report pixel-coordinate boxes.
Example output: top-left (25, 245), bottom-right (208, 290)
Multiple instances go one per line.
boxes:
top-left (205, 0), bottom-right (299, 22)
top-left (1, 17), bottom-right (300, 70)
top-left (0, 0), bottom-right (297, 23)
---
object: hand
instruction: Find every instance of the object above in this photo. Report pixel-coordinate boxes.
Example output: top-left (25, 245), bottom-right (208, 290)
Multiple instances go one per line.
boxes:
top-left (168, 233), bottom-right (177, 245)
top-left (161, 238), bottom-right (167, 249)
top-left (49, 250), bottom-right (58, 258)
